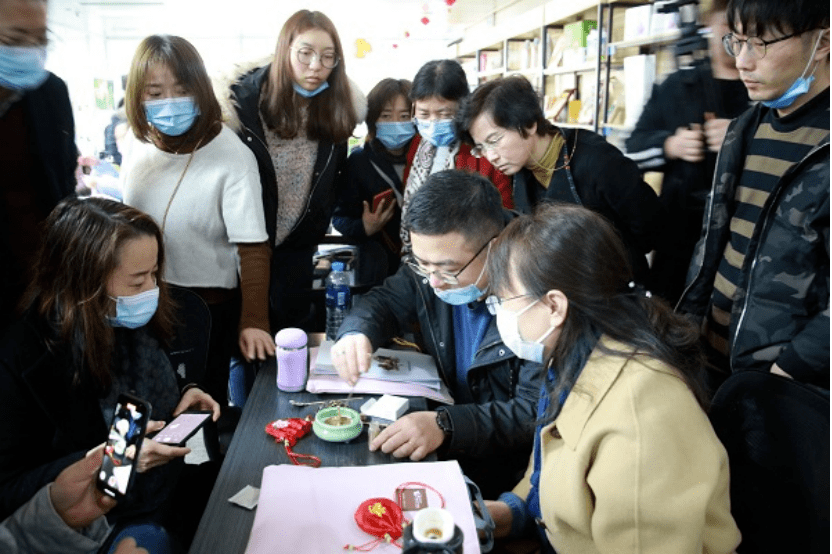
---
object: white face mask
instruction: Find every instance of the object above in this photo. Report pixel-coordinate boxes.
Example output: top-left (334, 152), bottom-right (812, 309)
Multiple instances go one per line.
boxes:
top-left (494, 299), bottom-right (556, 363)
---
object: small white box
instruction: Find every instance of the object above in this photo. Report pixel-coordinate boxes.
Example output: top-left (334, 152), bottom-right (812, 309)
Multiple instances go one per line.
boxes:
top-left (360, 394), bottom-right (410, 422)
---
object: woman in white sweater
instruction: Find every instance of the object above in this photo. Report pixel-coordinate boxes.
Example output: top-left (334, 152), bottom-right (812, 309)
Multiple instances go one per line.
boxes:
top-left (121, 35), bottom-right (274, 406)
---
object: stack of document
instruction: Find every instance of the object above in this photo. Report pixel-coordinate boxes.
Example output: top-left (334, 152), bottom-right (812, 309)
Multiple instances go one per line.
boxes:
top-left (307, 341), bottom-right (454, 404)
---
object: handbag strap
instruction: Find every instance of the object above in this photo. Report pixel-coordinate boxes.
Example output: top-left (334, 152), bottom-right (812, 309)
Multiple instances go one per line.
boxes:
top-left (161, 135), bottom-right (204, 235)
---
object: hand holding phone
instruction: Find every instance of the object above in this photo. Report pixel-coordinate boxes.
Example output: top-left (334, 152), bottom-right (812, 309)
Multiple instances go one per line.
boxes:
top-left (151, 411), bottom-right (213, 447)
top-left (371, 189), bottom-right (395, 213)
top-left (96, 394), bottom-right (151, 499)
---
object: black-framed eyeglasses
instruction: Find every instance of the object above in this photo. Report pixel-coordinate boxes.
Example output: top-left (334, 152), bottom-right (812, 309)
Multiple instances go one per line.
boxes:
top-left (471, 133), bottom-right (506, 159)
top-left (722, 32), bottom-right (798, 59)
top-left (485, 293), bottom-right (533, 315)
top-left (405, 236), bottom-right (495, 285)
top-left (291, 46), bottom-right (339, 69)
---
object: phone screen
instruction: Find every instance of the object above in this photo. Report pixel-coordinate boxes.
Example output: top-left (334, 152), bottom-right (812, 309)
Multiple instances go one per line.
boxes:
top-left (152, 412), bottom-right (212, 446)
top-left (97, 395), bottom-right (150, 498)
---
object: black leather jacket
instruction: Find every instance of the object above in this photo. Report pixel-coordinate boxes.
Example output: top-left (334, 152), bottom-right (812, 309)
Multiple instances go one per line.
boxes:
top-left (337, 264), bottom-right (543, 497)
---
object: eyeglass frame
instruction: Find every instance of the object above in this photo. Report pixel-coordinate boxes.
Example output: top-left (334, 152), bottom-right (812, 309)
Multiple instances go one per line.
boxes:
top-left (721, 32), bottom-right (798, 59)
top-left (290, 46), bottom-right (340, 69)
top-left (485, 293), bottom-right (533, 315)
top-left (404, 236), bottom-right (495, 285)
top-left (471, 132), bottom-right (506, 159)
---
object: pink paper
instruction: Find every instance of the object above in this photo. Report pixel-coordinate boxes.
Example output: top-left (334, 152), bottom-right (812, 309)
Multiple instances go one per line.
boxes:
top-left (244, 461), bottom-right (481, 553)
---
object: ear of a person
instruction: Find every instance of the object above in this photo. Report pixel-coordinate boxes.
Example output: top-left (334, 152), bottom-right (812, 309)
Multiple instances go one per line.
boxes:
top-left (543, 289), bottom-right (568, 328)
top-left (816, 28), bottom-right (831, 59)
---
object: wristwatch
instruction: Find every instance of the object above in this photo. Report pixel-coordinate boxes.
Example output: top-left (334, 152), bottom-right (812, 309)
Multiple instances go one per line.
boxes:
top-left (435, 408), bottom-right (453, 443)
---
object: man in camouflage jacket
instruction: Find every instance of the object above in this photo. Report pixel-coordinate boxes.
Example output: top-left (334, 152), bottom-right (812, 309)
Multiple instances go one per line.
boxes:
top-left (677, 98), bottom-right (829, 391)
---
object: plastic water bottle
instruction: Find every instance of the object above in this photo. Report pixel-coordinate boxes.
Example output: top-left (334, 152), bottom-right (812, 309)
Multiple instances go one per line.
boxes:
top-left (325, 261), bottom-right (351, 340)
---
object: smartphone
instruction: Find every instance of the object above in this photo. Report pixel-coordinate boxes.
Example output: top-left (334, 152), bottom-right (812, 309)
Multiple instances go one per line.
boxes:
top-left (97, 393), bottom-right (151, 499)
top-left (372, 189), bottom-right (395, 212)
top-left (151, 411), bottom-right (213, 447)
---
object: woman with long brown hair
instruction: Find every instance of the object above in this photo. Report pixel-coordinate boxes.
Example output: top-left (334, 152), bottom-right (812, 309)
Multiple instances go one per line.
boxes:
top-left (482, 203), bottom-right (740, 553)
top-left (0, 197), bottom-right (219, 539)
top-left (121, 35), bottom-right (274, 408)
top-left (222, 9), bottom-right (365, 331)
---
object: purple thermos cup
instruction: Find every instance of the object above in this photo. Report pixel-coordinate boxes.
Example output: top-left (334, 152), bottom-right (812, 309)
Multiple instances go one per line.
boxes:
top-left (274, 328), bottom-right (308, 392)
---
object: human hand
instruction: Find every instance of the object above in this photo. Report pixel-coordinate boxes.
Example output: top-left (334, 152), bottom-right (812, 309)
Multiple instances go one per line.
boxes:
top-left (239, 327), bottom-right (276, 362)
top-left (704, 116), bottom-right (731, 152)
top-left (369, 411), bottom-right (445, 461)
top-left (112, 537), bottom-right (150, 554)
top-left (175, 386), bottom-right (221, 422)
top-left (332, 333), bottom-right (373, 386)
top-left (664, 125), bottom-right (706, 162)
top-left (50, 444), bottom-right (116, 529)
top-left (485, 500), bottom-right (513, 538)
top-left (770, 363), bottom-right (792, 379)
top-left (361, 198), bottom-right (396, 236)
top-left (138, 421), bottom-right (190, 472)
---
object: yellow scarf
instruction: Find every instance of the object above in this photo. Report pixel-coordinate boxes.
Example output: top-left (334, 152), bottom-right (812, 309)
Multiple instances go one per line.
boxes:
top-left (530, 134), bottom-right (565, 188)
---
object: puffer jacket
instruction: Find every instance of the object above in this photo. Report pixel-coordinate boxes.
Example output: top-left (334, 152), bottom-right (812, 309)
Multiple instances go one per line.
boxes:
top-left (677, 100), bottom-right (830, 388)
top-left (219, 61), bottom-right (367, 250)
top-left (337, 262), bottom-right (543, 498)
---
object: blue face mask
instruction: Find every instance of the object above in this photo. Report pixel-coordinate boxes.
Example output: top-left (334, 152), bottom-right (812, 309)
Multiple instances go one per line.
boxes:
top-left (762, 31), bottom-right (824, 110)
top-left (415, 118), bottom-right (456, 147)
top-left (375, 121), bottom-right (416, 150)
top-left (432, 255), bottom-right (488, 306)
top-left (293, 81), bottom-right (329, 98)
top-left (0, 44), bottom-right (49, 91)
top-left (108, 287), bottom-right (159, 329)
top-left (144, 97), bottom-right (200, 137)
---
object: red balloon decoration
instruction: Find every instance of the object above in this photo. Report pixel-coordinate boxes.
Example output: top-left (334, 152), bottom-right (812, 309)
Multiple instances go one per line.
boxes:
top-left (446, 0), bottom-right (456, 5)
top-left (421, 16), bottom-right (430, 25)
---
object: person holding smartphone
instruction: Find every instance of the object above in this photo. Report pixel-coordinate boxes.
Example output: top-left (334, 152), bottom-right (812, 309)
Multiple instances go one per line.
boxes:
top-left (332, 78), bottom-right (415, 279)
top-left (1, 444), bottom-right (166, 554)
top-left (0, 197), bottom-right (220, 548)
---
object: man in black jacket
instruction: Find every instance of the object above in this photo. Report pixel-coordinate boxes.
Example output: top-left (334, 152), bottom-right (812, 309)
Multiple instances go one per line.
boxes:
top-left (332, 170), bottom-right (542, 499)
top-left (625, 0), bottom-right (750, 304)
top-left (0, 0), bottom-right (77, 333)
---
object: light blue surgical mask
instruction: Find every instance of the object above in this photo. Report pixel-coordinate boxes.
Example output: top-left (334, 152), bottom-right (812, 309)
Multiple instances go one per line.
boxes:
top-left (432, 257), bottom-right (488, 306)
top-left (144, 97), bottom-right (199, 137)
top-left (762, 30), bottom-right (824, 110)
top-left (375, 121), bottom-right (416, 150)
top-left (415, 118), bottom-right (456, 147)
top-left (108, 287), bottom-right (159, 329)
top-left (293, 81), bottom-right (329, 98)
top-left (0, 44), bottom-right (49, 91)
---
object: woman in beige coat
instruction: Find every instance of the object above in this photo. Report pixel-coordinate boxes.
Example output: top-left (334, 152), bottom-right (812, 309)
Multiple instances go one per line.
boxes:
top-left (484, 203), bottom-right (740, 554)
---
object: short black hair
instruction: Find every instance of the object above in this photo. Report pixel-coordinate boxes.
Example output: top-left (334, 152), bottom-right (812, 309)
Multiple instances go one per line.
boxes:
top-left (727, 0), bottom-right (829, 37)
top-left (410, 59), bottom-right (469, 103)
top-left (455, 76), bottom-right (554, 145)
top-left (403, 169), bottom-right (504, 242)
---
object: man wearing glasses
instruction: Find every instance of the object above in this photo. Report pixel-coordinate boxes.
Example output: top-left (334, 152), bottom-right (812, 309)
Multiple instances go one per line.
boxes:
top-left (331, 169), bottom-right (542, 499)
top-left (678, 0), bottom-right (829, 391)
top-left (0, 0), bottom-right (77, 334)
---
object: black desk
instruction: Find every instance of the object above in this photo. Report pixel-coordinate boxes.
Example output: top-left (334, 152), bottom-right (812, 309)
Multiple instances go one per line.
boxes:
top-left (189, 361), bottom-right (430, 554)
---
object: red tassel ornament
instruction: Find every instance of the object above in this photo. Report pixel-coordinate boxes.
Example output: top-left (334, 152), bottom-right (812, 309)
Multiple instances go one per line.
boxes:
top-left (265, 417), bottom-right (321, 467)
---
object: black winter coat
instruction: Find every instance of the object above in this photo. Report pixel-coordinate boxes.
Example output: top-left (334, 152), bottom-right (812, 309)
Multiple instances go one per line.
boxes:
top-left (337, 264), bottom-right (543, 498)
top-left (513, 127), bottom-right (666, 284)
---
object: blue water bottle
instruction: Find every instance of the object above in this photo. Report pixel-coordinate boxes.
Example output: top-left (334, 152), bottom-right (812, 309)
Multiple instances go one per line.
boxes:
top-left (325, 261), bottom-right (351, 340)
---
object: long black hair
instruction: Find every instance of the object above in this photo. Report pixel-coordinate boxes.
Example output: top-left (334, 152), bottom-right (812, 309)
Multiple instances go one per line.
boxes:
top-left (488, 203), bottom-right (709, 412)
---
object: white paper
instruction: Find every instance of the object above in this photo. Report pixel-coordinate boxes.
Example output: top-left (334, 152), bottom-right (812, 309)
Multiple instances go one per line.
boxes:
top-left (244, 461), bottom-right (480, 554)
